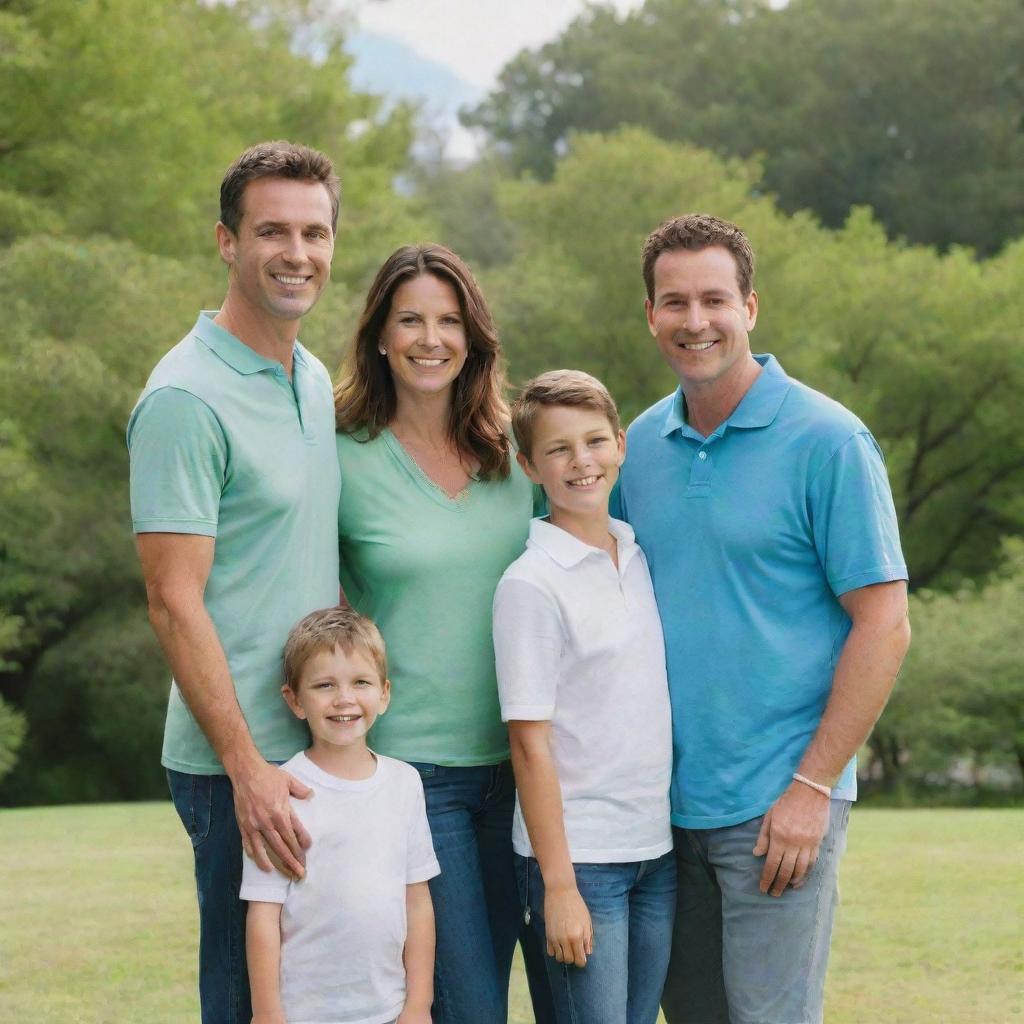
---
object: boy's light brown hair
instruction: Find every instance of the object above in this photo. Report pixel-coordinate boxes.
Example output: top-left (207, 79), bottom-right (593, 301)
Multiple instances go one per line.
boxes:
top-left (283, 606), bottom-right (387, 692)
top-left (512, 369), bottom-right (621, 461)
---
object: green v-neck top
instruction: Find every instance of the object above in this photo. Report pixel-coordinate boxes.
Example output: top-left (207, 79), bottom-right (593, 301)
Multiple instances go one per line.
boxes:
top-left (336, 429), bottom-right (535, 765)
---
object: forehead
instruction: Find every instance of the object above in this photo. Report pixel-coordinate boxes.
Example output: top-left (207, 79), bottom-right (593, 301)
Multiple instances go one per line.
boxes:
top-left (238, 176), bottom-right (334, 229)
top-left (299, 643), bottom-right (381, 683)
top-left (532, 403), bottom-right (615, 439)
top-left (652, 245), bottom-right (743, 297)
top-left (390, 272), bottom-right (460, 311)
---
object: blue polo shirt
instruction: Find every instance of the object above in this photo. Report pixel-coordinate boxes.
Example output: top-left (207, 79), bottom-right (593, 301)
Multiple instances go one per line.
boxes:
top-left (618, 354), bottom-right (907, 829)
top-left (127, 312), bottom-right (341, 774)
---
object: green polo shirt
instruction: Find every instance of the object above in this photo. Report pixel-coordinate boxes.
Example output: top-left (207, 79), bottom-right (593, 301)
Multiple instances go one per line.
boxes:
top-left (127, 312), bottom-right (341, 774)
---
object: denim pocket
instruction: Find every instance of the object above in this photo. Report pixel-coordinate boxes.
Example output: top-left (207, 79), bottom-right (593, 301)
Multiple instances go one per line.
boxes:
top-left (167, 770), bottom-right (213, 848)
top-left (406, 761), bottom-right (438, 781)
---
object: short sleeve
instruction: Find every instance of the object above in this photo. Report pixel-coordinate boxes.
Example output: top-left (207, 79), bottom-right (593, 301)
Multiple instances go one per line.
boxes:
top-left (493, 576), bottom-right (564, 721)
top-left (127, 387), bottom-right (227, 535)
top-left (808, 431), bottom-right (908, 596)
top-left (239, 849), bottom-right (291, 904)
top-left (405, 774), bottom-right (441, 884)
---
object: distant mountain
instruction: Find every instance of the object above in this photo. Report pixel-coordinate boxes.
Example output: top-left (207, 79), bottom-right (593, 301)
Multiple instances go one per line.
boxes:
top-left (346, 31), bottom-right (482, 116)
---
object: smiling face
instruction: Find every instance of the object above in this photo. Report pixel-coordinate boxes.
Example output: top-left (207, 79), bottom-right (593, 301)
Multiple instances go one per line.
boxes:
top-left (379, 273), bottom-right (468, 404)
top-left (282, 644), bottom-right (390, 754)
top-left (215, 176), bottom-right (335, 327)
top-left (645, 245), bottom-right (758, 394)
top-left (519, 404), bottom-right (626, 522)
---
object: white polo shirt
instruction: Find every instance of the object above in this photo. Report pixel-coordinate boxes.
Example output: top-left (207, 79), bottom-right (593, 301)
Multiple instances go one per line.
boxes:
top-left (493, 517), bottom-right (673, 863)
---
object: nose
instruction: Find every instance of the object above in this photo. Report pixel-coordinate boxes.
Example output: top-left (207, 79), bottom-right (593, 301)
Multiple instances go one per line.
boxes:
top-left (684, 302), bottom-right (709, 333)
top-left (570, 442), bottom-right (592, 468)
top-left (281, 229), bottom-right (307, 265)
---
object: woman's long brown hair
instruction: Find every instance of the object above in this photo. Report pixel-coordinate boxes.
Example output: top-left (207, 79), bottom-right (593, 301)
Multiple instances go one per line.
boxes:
top-left (334, 244), bottom-right (512, 479)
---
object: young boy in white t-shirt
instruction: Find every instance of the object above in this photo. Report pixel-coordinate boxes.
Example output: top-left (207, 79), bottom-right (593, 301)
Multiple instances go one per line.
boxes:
top-left (241, 606), bottom-right (439, 1024)
top-left (493, 370), bottom-right (675, 1024)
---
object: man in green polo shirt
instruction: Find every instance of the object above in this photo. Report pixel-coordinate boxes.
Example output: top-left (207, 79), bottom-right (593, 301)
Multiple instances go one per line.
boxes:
top-left (127, 142), bottom-right (341, 1024)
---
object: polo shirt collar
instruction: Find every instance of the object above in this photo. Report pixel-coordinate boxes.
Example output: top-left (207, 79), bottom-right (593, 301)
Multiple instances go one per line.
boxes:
top-left (193, 311), bottom-right (298, 376)
top-left (658, 353), bottom-right (792, 437)
top-left (527, 516), bottom-right (639, 570)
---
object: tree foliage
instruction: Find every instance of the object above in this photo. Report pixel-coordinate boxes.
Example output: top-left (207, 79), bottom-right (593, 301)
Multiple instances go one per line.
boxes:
top-left (465, 0), bottom-right (1024, 255)
top-left (479, 130), bottom-right (1024, 589)
top-left (0, 0), bottom-right (428, 802)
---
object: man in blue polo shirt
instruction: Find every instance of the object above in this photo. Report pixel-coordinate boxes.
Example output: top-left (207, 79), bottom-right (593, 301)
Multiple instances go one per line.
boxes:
top-left (127, 142), bottom-right (341, 1023)
top-left (617, 214), bottom-right (911, 1024)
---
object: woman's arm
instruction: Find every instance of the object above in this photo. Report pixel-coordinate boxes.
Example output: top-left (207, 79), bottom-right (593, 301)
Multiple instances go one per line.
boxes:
top-left (398, 881), bottom-right (435, 1023)
top-left (246, 900), bottom-right (287, 1024)
top-left (509, 720), bottom-right (593, 967)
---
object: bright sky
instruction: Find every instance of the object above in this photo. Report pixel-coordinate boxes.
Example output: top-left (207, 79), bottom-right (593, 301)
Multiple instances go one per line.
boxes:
top-left (350, 0), bottom-right (645, 89)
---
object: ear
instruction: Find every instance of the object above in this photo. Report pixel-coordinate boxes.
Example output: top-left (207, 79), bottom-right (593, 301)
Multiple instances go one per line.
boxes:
top-left (744, 289), bottom-right (758, 331)
top-left (645, 297), bottom-right (657, 336)
top-left (215, 221), bottom-right (237, 268)
top-left (281, 684), bottom-right (307, 721)
top-left (615, 428), bottom-right (626, 466)
top-left (516, 448), bottom-right (542, 485)
top-left (379, 678), bottom-right (392, 714)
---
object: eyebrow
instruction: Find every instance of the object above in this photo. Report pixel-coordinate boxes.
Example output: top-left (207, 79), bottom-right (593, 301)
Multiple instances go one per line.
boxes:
top-left (252, 219), bottom-right (332, 232)
top-left (393, 308), bottom-right (461, 316)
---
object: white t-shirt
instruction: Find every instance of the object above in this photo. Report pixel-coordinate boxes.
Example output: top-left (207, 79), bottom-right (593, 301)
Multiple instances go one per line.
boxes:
top-left (240, 751), bottom-right (440, 1024)
top-left (493, 517), bottom-right (673, 863)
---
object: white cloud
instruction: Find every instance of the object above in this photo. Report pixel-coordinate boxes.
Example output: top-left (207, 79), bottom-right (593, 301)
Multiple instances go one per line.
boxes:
top-left (347, 0), bottom-right (644, 89)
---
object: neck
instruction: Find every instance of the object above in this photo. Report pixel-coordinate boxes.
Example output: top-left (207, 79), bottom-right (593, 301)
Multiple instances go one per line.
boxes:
top-left (390, 389), bottom-right (452, 446)
top-left (548, 505), bottom-right (614, 552)
top-left (682, 355), bottom-right (762, 436)
top-left (214, 288), bottom-right (299, 378)
top-left (305, 741), bottom-right (376, 781)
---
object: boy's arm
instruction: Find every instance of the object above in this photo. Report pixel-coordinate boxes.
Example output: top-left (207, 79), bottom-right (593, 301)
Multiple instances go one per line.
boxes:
top-left (508, 720), bottom-right (592, 967)
top-left (398, 881), bottom-right (435, 1024)
top-left (246, 900), bottom-right (286, 1024)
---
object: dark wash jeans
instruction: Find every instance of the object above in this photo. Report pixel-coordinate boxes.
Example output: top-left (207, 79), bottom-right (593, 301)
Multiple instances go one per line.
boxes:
top-left (167, 769), bottom-right (251, 1024)
top-left (408, 760), bottom-right (556, 1024)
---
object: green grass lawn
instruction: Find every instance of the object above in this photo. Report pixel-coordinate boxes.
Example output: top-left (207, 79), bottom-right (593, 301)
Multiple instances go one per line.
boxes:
top-left (1, 805), bottom-right (1020, 1023)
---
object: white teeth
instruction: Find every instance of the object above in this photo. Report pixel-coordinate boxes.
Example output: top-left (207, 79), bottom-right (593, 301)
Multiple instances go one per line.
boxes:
top-left (568, 476), bottom-right (599, 487)
top-left (330, 715), bottom-right (359, 722)
top-left (411, 357), bottom-right (445, 367)
top-left (683, 340), bottom-right (716, 351)
top-left (274, 274), bottom-right (309, 285)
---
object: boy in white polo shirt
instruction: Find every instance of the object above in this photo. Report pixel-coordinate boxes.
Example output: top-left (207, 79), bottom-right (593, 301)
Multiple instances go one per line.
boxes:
top-left (493, 370), bottom-right (675, 1024)
top-left (241, 607), bottom-right (440, 1024)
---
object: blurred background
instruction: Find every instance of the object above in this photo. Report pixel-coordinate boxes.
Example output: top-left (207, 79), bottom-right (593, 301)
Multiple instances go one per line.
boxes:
top-left (1, 0), bottom-right (1022, 810)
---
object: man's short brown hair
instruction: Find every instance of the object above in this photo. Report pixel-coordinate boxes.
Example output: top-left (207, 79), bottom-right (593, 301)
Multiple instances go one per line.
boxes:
top-left (283, 606), bottom-right (386, 692)
top-left (512, 369), bottom-right (621, 461)
top-left (641, 213), bottom-right (755, 300)
top-left (220, 141), bottom-right (340, 235)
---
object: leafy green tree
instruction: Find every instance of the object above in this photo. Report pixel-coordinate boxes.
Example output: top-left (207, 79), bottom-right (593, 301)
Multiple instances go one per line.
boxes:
top-left (480, 129), bottom-right (1024, 587)
top-left (465, 0), bottom-right (1024, 255)
top-left (870, 540), bottom-right (1024, 790)
top-left (0, 0), bottom-right (433, 804)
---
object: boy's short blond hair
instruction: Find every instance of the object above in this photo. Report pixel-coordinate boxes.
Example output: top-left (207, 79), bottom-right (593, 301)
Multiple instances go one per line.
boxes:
top-left (511, 369), bottom-right (621, 460)
top-left (283, 606), bottom-right (387, 692)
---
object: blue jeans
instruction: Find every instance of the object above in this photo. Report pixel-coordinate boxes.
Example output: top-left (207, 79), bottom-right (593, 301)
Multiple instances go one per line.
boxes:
top-left (517, 851), bottom-right (677, 1024)
top-left (167, 769), bottom-right (250, 1024)
top-left (661, 800), bottom-right (851, 1024)
top-left (410, 761), bottom-right (556, 1024)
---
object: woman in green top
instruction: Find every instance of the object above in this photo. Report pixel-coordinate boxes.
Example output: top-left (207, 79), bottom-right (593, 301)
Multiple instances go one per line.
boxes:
top-left (334, 244), bottom-right (552, 1024)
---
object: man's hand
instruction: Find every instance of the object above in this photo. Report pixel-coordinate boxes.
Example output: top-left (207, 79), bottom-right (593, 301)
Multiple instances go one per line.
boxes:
top-left (231, 757), bottom-right (312, 879)
top-left (544, 885), bottom-right (594, 966)
top-left (753, 781), bottom-right (830, 897)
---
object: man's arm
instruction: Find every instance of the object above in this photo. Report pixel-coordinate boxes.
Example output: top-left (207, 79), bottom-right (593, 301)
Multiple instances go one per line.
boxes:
top-left (246, 900), bottom-right (286, 1024)
top-left (398, 881), bottom-right (435, 1024)
top-left (136, 531), bottom-right (311, 876)
top-left (509, 720), bottom-right (593, 967)
top-left (755, 580), bottom-right (911, 896)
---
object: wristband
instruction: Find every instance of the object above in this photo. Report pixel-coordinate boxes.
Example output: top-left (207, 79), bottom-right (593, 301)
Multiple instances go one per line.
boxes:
top-left (792, 772), bottom-right (831, 798)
